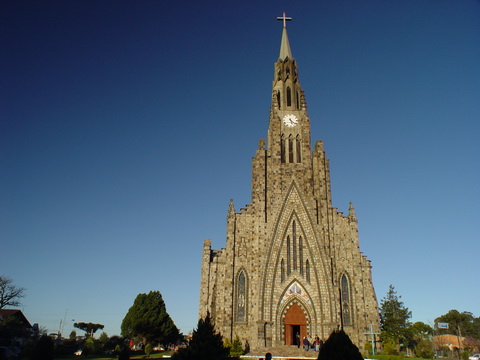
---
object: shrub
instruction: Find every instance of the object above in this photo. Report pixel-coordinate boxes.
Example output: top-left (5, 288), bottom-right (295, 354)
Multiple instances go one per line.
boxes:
top-left (118, 346), bottom-right (130, 360)
top-left (383, 342), bottom-right (398, 355)
top-left (31, 335), bottom-right (54, 360)
top-left (364, 342), bottom-right (373, 356)
top-left (414, 339), bottom-right (434, 359)
top-left (145, 343), bottom-right (153, 358)
top-left (230, 336), bottom-right (244, 356)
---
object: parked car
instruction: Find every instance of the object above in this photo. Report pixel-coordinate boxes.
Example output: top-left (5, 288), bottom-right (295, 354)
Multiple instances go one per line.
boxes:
top-left (469, 354), bottom-right (480, 360)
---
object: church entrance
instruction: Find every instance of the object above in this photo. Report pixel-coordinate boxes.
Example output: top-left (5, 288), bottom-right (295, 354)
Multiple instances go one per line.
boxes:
top-left (284, 304), bottom-right (307, 346)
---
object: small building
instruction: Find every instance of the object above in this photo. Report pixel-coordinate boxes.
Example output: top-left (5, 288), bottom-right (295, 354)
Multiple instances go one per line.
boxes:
top-left (0, 309), bottom-right (33, 345)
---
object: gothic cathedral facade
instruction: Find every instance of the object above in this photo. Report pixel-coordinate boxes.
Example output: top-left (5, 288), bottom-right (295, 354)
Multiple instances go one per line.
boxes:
top-left (199, 23), bottom-right (380, 350)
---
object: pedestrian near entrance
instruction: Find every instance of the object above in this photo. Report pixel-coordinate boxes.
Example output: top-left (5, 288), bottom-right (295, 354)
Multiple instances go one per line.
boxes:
top-left (303, 336), bottom-right (310, 351)
top-left (314, 336), bottom-right (320, 351)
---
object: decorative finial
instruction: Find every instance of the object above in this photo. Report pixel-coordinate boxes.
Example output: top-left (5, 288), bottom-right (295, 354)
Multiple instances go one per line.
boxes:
top-left (277, 11), bottom-right (292, 28)
top-left (228, 199), bottom-right (236, 218)
top-left (348, 202), bottom-right (357, 222)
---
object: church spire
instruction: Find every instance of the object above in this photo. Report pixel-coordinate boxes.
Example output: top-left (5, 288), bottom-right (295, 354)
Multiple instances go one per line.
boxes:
top-left (277, 11), bottom-right (293, 60)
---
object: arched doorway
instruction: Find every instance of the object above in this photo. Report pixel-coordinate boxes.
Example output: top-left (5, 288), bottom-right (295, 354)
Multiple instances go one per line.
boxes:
top-left (284, 304), bottom-right (307, 346)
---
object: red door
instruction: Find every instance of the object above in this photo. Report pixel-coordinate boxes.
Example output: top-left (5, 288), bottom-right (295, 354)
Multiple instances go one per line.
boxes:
top-left (284, 304), bottom-right (307, 345)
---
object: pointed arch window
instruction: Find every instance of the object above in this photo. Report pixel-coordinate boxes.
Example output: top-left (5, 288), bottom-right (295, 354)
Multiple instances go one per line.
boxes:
top-left (281, 259), bottom-right (285, 282)
top-left (288, 136), bottom-right (294, 163)
top-left (287, 236), bottom-right (291, 275)
top-left (299, 236), bottom-right (303, 275)
top-left (277, 91), bottom-right (281, 109)
top-left (341, 274), bottom-right (352, 325)
top-left (286, 87), bottom-right (292, 107)
top-left (281, 134), bottom-right (286, 163)
top-left (306, 260), bottom-right (311, 283)
top-left (236, 271), bottom-right (247, 322)
top-left (292, 221), bottom-right (297, 270)
top-left (296, 135), bottom-right (301, 163)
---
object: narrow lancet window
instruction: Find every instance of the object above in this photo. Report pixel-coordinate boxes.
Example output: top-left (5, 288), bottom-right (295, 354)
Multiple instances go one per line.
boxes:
top-left (288, 136), bottom-right (294, 163)
top-left (281, 259), bottom-right (285, 282)
top-left (296, 136), bottom-right (301, 163)
top-left (287, 236), bottom-right (291, 275)
top-left (237, 271), bottom-right (246, 322)
top-left (293, 221), bottom-right (297, 270)
top-left (299, 236), bottom-right (303, 275)
top-left (341, 274), bottom-right (351, 325)
top-left (281, 135), bottom-right (286, 163)
top-left (287, 87), bottom-right (292, 107)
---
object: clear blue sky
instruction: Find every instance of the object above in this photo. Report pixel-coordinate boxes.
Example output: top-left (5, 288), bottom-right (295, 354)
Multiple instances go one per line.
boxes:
top-left (1, 0), bottom-right (479, 337)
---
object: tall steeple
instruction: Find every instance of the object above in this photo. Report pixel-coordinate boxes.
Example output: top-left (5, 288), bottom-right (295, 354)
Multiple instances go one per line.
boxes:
top-left (269, 13), bottom-right (311, 166)
top-left (277, 11), bottom-right (293, 61)
top-left (279, 27), bottom-right (293, 60)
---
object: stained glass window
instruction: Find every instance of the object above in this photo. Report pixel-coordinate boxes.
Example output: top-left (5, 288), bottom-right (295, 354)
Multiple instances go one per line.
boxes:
top-left (237, 271), bottom-right (246, 322)
top-left (341, 274), bottom-right (351, 325)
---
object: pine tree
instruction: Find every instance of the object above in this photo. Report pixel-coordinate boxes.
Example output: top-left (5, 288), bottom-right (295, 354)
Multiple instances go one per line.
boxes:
top-left (379, 285), bottom-right (412, 347)
top-left (121, 291), bottom-right (181, 347)
top-left (172, 313), bottom-right (229, 360)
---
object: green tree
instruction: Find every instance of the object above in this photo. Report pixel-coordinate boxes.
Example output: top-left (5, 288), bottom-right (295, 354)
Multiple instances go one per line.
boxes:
top-left (97, 331), bottom-right (109, 353)
top-left (83, 337), bottom-right (101, 355)
top-left (379, 285), bottom-right (412, 348)
top-left (69, 330), bottom-right (77, 341)
top-left (318, 329), bottom-right (363, 360)
top-left (121, 291), bottom-right (181, 348)
top-left (435, 310), bottom-right (480, 338)
top-left (74, 322), bottom-right (104, 337)
top-left (171, 313), bottom-right (229, 360)
top-left (0, 275), bottom-right (25, 309)
top-left (407, 321), bottom-right (433, 349)
top-left (106, 335), bottom-right (126, 353)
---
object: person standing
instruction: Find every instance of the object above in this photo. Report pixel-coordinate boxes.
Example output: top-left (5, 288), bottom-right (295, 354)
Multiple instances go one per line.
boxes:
top-left (302, 336), bottom-right (310, 352)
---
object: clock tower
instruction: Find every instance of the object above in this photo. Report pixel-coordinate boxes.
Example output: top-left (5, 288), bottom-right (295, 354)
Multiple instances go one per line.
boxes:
top-left (199, 15), bottom-right (380, 354)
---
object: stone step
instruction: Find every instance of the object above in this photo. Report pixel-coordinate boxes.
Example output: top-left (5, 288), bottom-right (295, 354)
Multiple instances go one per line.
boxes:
top-left (245, 345), bottom-right (319, 359)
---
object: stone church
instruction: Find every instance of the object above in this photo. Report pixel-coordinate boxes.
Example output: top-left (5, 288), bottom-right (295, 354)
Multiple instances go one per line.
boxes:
top-left (199, 19), bottom-right (380, 351)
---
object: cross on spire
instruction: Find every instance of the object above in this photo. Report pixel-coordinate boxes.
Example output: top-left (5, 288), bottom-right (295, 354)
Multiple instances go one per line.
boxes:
top-left (277, 11), bottom-right (292, 28)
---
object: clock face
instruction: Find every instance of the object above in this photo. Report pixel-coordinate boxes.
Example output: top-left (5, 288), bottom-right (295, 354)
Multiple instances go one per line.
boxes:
top-left (283, 114), bottom-right (298, 128)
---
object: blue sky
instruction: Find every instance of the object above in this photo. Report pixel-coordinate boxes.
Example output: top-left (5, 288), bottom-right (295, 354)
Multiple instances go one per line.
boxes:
top-left (1, 0), bottom-right (479, 337)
